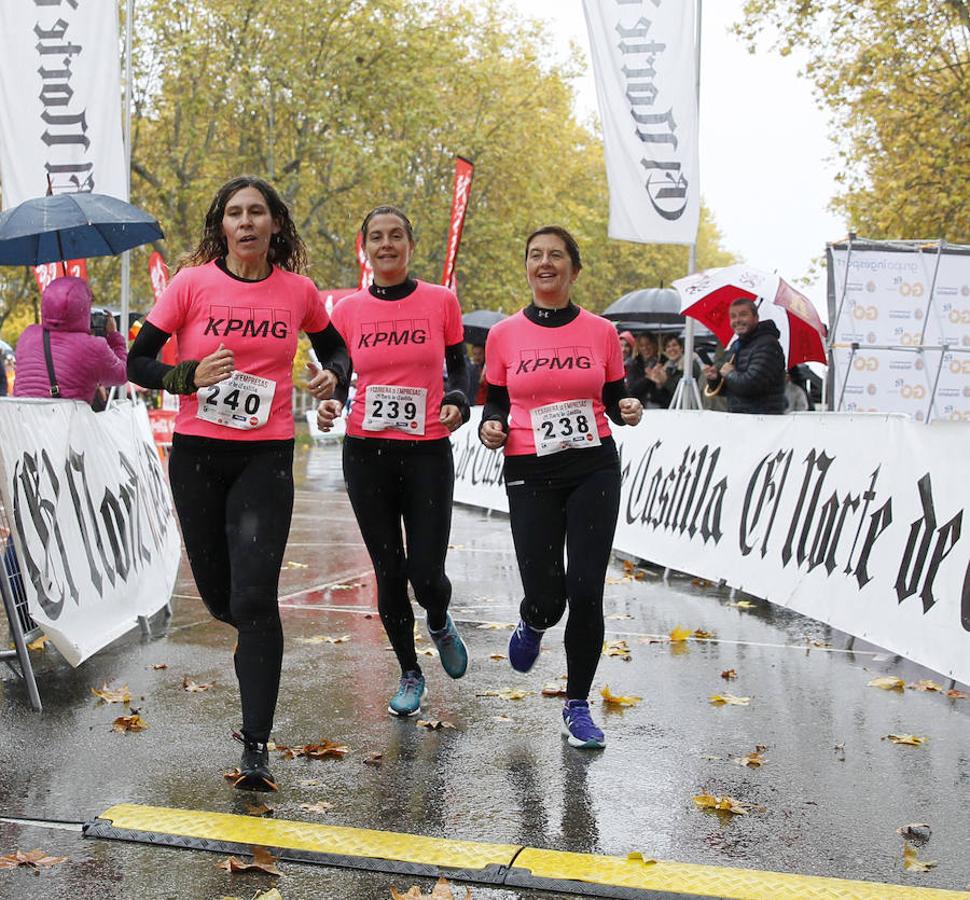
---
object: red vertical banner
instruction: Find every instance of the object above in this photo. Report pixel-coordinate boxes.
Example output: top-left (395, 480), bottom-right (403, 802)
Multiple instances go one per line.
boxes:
top-left (441, 156), bottom-right (474, 294)
top-left (32, 260), bottom-right (88, 294)
top-left (148, 251), bottom-right (177, 360)
top-left (355, 232), bottom-right (373, 290)
top-left (148, 251), bottom-right (169, 303)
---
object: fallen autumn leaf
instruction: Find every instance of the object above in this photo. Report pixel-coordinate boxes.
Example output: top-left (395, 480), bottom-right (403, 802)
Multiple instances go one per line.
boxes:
top-left (600, 685), bottom-right (642, 707)
top-left (0, 849), bottom-right (68, 869)
top-left (390, 876), bottom-right (471, 899)
top-left (112, 714), bottom-right (147, 733)
top-left (245, 801), bottom-right (273, 817)
top-left (884, 734), bottom-right (926, 746)
top-left (477, 688), bottom-right (533, 701)
top-left (602, 639), bottom-right (632, 660)
top-left (868, 676), bottom-right (905, 691)
top-left (902, 843), bottom-right (937, 873)
top-left (91, 683), bottom-right (131, 704)
top-left (216, 846), bottom-right (281, 876)
top-left (720, 669), bottom-right (737, 680)
top-left (300, 802), bottom-right (334, 814)
top-left (709, 694), bottom-right (750, 706)
top-left (182, 676), bottom-right (213, 693)
top-left (693, 793), bottom-right (749, 815)
top-left (416, 719), bottom-right (456, 730)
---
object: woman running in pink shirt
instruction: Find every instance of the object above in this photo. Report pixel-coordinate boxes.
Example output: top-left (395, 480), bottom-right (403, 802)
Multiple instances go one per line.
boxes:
top-left (317, 205), bottom-right (471, 717)
top-left (480, 226), bottom-right (642, 749)
top-left (128, 176), bottom-right (349, 791)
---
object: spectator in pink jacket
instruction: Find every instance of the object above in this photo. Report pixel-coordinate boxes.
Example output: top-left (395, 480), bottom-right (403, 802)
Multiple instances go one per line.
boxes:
top-left (13, 277), bottom-right (127, 402)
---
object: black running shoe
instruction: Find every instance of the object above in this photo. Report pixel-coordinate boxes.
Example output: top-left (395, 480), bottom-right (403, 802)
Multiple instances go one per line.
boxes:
top-left (228, 731), bottom-right (277, 792)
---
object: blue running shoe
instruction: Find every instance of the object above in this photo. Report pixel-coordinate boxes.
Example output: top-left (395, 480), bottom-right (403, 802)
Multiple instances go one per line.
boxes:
top-left (561, 699), bottom-right (606, 749)
top-left (508, 619), bottom-right (543, 673)
top-left (388, 670), bottom-right (427, 716)
top-left (429, 614), bottom-right (468, 679)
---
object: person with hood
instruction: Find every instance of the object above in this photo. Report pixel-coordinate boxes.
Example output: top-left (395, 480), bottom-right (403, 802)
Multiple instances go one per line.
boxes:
top-left (13, 277), bottom-right (127, 402)
top-left (702, 298), bottom-right (785, 414)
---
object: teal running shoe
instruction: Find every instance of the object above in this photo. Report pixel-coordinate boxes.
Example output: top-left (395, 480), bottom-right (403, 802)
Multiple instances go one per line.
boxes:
top-left (388, 670), bottom-right (427, 717)
top-left (428, 613), bottom-right (468, 679)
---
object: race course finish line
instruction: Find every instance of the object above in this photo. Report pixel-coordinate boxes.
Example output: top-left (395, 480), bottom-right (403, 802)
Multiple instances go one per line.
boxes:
top-left (84, 804), bottom-right (965, 899)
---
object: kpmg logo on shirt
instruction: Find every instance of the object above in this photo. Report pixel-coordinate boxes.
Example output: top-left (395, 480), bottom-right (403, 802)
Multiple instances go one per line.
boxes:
top-left (515, 346), bottom-right (593, 374)
top-left (203, 306), bottom-right (290, 339)
top-left (357, 319), bottom-right (429, 348)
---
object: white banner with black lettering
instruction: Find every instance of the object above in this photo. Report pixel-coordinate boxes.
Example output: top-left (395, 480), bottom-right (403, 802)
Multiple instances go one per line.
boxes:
top-left (0, 0), bottom-right (127, 207)
top-left (582, 0), bottom-right (699, 244)
top-left (451, 409), bottom-right (970, 685)
top-left (0, 399), bottom-right (179, 665)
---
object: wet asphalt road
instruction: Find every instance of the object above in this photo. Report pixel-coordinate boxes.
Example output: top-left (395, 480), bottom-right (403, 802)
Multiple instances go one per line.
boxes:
top-left (1, 439), bottom-right (969, 899)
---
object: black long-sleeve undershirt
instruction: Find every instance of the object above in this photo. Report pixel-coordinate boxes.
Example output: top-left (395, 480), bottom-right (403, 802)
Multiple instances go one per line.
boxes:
top-left (127, 320), bottom-right (350, 392)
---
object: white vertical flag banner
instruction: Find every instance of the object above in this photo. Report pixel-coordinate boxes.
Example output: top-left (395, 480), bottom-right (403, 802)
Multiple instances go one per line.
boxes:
top-left (0, 0), bottom-right (127, 208)
top-left (583, 0), bottom-right (699, 245)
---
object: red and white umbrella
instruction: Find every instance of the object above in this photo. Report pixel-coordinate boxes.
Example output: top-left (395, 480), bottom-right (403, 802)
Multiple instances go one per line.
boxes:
top-left (672, 264), bottom-right (827, 366)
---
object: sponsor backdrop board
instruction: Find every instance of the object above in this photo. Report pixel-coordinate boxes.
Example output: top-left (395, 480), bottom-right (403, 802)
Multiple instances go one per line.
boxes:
top-left (453, 409), bottom-right (970, 685)
top-left (827, 242), bottom-right (970, 421)
top-left (0, 399), bottom-right (180, 665)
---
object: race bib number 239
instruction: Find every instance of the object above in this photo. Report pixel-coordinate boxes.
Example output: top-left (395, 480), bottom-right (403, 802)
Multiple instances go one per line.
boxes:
top-left (362, 385), bottom-right (427, 435)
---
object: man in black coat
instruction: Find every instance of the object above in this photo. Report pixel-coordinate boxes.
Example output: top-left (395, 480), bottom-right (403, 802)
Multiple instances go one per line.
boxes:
top-left (703, 298), bottom-right (786, 414)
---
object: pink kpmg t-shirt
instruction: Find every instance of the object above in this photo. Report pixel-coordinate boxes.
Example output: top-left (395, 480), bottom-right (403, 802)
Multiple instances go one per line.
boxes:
top-left (147, 260), bottom-right (329, 441)
top-left (331, 281), bottom-right (464, 441)
top-left (484, 307), bottom-right (625, 456)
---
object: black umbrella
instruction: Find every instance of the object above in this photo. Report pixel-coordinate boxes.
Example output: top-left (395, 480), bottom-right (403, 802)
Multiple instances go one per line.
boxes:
top-left (601, 288), bottom-right (685, 325)
top-left (0, 193), bottom-right (163, 266)
top-left (462, 309), bottom-right (506, 345)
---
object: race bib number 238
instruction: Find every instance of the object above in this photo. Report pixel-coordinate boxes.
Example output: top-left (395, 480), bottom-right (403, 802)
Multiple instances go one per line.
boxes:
top-left (530, 398), bottom-right (600, 457)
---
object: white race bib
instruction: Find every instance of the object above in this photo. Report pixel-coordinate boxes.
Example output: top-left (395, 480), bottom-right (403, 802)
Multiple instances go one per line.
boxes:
top-left (196, 371), bottom-right (276, 430)
top-left (530, 399), bottom-right (601, 457)
top-left (362, 385), bottom-right (427, 435)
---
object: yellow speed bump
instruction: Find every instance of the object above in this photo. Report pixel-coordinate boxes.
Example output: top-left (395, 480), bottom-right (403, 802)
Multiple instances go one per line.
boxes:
top-left (509, 847), bottom-right (966, 899)
top-left (92, 803), bottom-right (517, 874)
top-left (85, 804), bottom-right (969, 899)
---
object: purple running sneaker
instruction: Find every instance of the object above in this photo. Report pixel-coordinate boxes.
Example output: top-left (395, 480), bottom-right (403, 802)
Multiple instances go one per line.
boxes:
top-left (508, 619), bottom-right (543, 673)
top-left (561, 699), bottom-right (606, 749)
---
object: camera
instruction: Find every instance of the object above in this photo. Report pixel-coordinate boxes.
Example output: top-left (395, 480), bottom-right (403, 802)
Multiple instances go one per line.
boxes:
top-left (90, 308), bottom-right (109, 337)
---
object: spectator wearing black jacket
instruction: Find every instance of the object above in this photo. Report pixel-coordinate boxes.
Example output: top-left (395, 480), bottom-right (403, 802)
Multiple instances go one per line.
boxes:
top-left (625, 332), bottom-right (671, 408)
top-left (703, 298), bottom-right (785, 414)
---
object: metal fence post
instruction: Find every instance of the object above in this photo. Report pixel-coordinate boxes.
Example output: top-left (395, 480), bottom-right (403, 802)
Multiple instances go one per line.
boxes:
top-left (0, 546), bottom-right (42, 712)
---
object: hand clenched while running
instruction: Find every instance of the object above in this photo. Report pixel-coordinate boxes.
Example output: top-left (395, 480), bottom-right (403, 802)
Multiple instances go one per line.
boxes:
top-left (479, 419), bottom-right (507, 450)
top-left (316, 399), bottom-right (342, 432)
top-left (619, 398), bottom-right (642, 426)
top-left (305, 361), bottom-right (337, 400)
top-left (194, 343), bottom-right (235, 388)
top-left (439, 404), bottom-right (462, 433)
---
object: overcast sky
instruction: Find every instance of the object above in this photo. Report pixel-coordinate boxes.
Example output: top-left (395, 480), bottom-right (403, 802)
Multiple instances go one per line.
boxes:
top-left (504, 0), bottom-right (846, 310)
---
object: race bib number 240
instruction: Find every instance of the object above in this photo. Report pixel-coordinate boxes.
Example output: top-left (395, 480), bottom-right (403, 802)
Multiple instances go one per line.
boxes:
top-left (196, 371), bottom-right (276, 430)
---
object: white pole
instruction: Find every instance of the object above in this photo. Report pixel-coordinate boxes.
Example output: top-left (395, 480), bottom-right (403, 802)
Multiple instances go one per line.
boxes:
top-left (676, 0), bottom-right (703, 409)
top-left (119, 0), bottom-right (133, 344)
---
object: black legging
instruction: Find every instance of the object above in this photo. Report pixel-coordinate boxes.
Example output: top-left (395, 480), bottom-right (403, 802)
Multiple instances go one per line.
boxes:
top-left (507, 462), bottom-right (621, 700)
top-left (169, 435), bottom-right (294, 743)
top-left (342, 436), bottom-right (454, 674)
